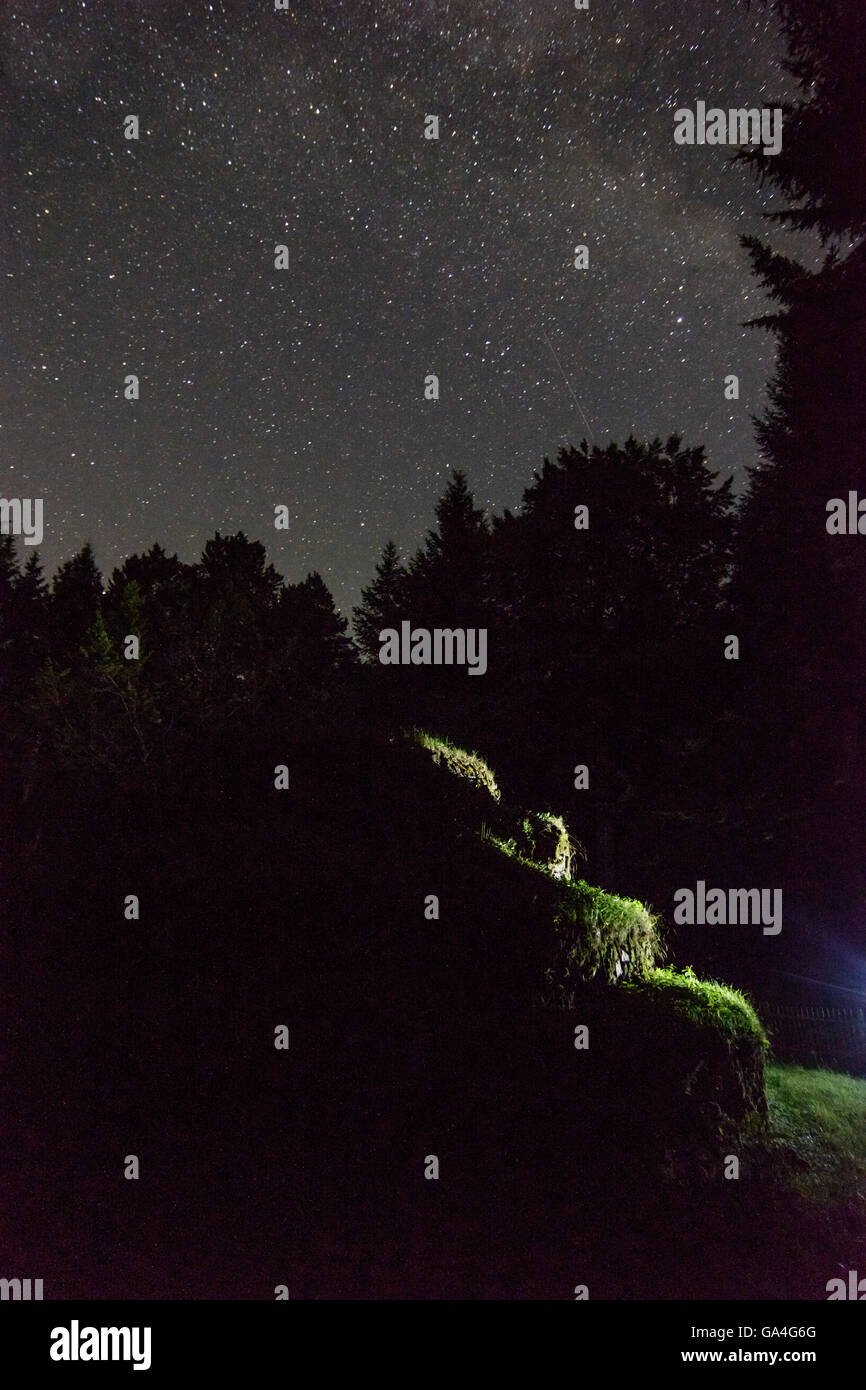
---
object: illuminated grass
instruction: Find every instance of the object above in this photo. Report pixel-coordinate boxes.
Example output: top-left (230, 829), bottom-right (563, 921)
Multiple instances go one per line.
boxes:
top-left (551, 876), bottom-right (660, 982)
top-left (403, 728), bottom-right (659, 984)
top-left (612, 966), bottom-right (769, 1122)
top-left (514, 810), bottom-right (575, 878)
top-left (624, 966), bottom-right (769, 1049)
top-left (764, 1064), bottom-right (866, 1210)
top-left (402, 728), bottom-right (501, 801)
top-left (484, 832), bottom-right (661, 985)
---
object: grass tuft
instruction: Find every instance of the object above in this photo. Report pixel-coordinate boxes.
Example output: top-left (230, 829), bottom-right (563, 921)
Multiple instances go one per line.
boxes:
top-left (402, 728), bottom-right (501, 801)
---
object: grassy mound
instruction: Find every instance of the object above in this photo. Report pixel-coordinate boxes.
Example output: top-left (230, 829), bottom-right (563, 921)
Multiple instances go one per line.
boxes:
top-left (387, 729), bottom-right (768, 1133)
top-left (626, 966), bottom-right (769, 1046)
top-left (479, 834), bottom-right (660, 988)
top-left (549, 875), bottom-right (660, 987)
top-left (403, 729), bottom-right (582, 879)
top-left (401, 728), bottom-right (501, 800)
top-left (617, 967), bottom-right (769, 1124)
top-left (400, 726), bottom-right (661, 987)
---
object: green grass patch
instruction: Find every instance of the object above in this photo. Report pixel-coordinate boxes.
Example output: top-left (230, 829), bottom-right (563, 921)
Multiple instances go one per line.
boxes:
top-left (764, 1063), bottom-right (866, 1212)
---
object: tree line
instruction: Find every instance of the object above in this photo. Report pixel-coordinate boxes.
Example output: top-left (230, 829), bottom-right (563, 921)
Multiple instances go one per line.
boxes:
top-left (1, 0), bottom-right (863, 945)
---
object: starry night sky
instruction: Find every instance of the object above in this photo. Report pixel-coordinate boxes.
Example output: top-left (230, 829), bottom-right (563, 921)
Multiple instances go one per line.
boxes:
top-left (2, 0), bottom-right (794, 615)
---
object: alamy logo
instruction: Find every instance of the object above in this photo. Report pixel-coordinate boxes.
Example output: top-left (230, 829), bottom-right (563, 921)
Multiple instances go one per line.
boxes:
top-left (0, 497), bottom-right (43, 546)
top-left (0, 1277), bottom-right (43, 1299)
top-left (673, 881), bottom-right (782, 935)
top-left (379, 622), bottom-right (487, 676)
top-left (826, 493), bottom-right (866, 534)
top-left (674, 102), bottom-right (782, 156)
top-left (826, 1270), bottom-right (866, 1300)
top-left (50, 1321), bottom-right (152, 1371)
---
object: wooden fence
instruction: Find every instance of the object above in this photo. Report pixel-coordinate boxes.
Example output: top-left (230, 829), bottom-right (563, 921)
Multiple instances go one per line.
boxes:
top-left (760, 1002), bottom-right (866, 1075)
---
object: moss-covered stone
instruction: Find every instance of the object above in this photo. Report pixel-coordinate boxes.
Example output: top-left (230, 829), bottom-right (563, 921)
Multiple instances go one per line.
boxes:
top-left (620, 967), bottom-right (770, 1123)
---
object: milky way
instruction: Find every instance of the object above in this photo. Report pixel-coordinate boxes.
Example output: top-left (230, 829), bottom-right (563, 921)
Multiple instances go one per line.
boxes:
top-left (2, 0), bottom-right (793, 613)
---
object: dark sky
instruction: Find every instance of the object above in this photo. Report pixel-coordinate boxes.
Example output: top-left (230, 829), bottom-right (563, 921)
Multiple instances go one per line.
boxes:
top-left (2, 0), bottom-right (791, 615)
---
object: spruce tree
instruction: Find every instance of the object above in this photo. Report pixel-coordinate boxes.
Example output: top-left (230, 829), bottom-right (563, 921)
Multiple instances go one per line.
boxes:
top-left (352, 540), bottom-right (406, 662)
top-left (734, 0), bottom-right (866, 906)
